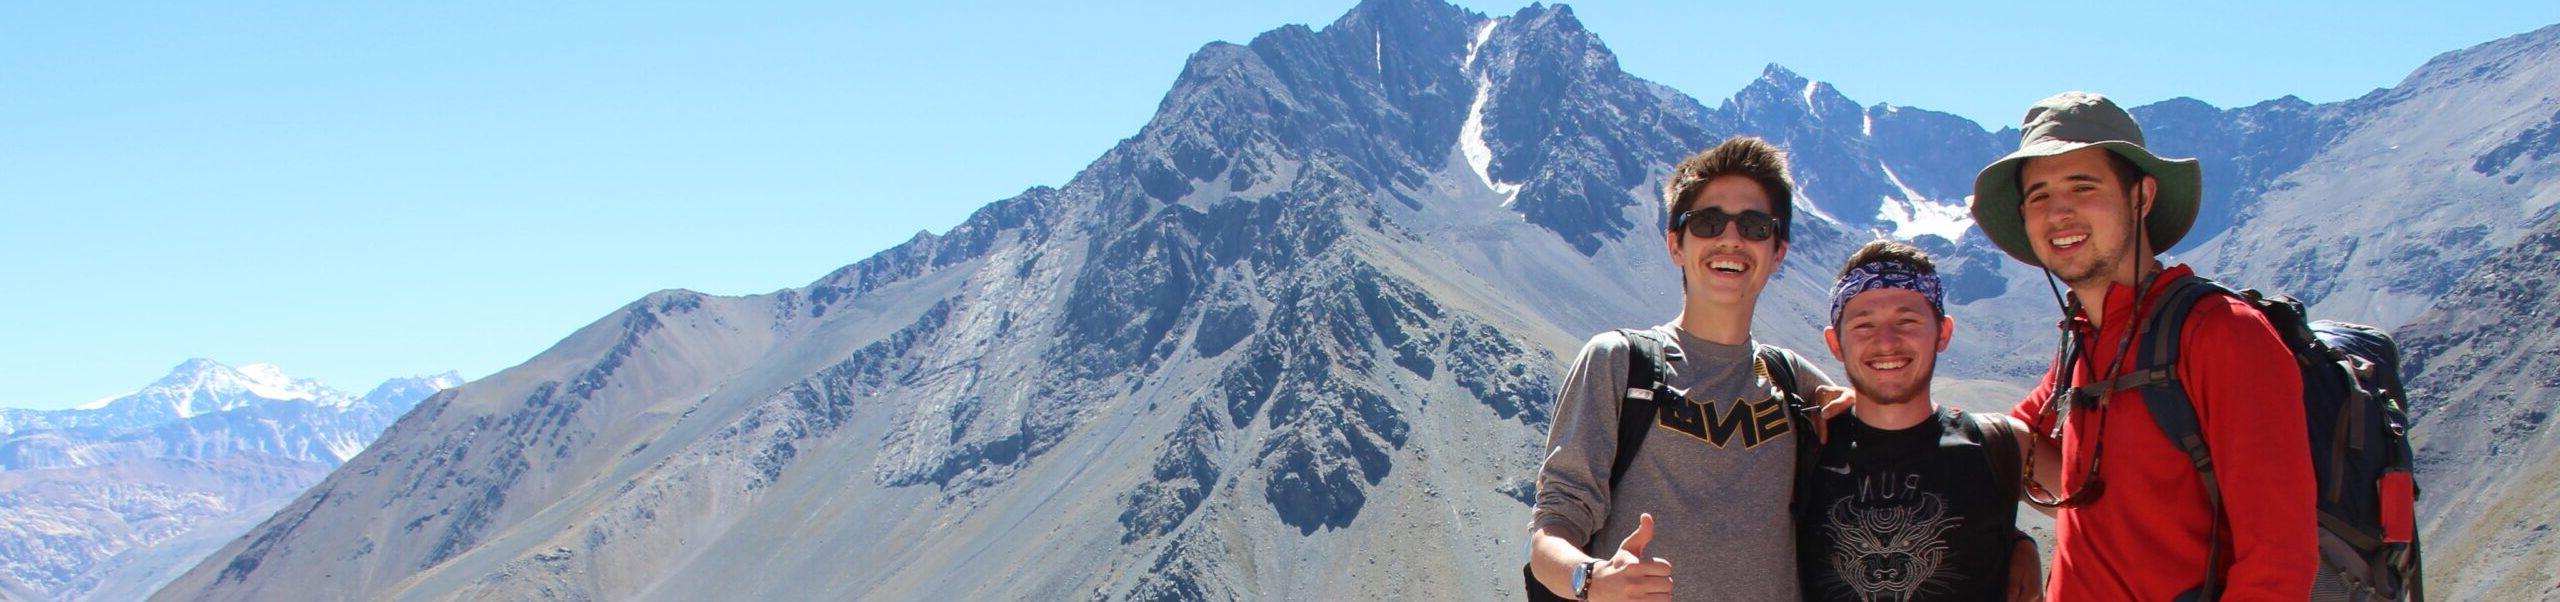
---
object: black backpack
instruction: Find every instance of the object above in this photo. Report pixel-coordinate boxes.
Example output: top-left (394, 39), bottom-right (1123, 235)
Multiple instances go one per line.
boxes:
top-left (1522, 329), bottom-right (1816, 601)
top-left (2074, 274), bottom-right (2422, 601)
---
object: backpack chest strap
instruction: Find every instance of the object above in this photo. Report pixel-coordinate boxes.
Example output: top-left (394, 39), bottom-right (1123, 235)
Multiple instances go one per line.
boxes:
top-left (2058, 366), bottom-right (2177, 410)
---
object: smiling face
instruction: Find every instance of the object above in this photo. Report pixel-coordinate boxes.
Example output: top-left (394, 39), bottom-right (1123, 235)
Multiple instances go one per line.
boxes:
top-left (1667, 175), bottom-right (1788, 307)
top-left (2017, 147), bottom-right (2156, 289)
top-left (1824, 287), bottom-right (1951, 406)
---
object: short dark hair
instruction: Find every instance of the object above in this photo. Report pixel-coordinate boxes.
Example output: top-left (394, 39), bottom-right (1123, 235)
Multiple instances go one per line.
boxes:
top-left (1836, 239), bottom-right (1942, 318)
top-left (2101, 150), bottom-right (2146, 192)
top-left (1665, 136), bottom-right (1796, 243)
top-left (1837, 239), bottom-right (1938, 279)
top-left (2014, 149), bottom-right (2149, 200)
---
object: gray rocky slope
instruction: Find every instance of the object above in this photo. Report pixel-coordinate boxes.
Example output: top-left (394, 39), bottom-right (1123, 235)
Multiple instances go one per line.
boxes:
top-left (2182, 21), bottom-right (2560, 329)
top-left (157, 2), bottom-right (2559, 599)
top-left (2398, 208), bottom-right (2560, 598)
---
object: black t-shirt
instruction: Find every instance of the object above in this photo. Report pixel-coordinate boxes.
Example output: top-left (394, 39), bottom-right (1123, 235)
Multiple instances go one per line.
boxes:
top-left (1797, 407), bottom-right (2017, 602)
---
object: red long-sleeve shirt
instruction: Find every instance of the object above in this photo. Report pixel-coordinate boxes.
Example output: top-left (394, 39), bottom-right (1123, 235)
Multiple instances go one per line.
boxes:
top-left (2010, 265), bottom-right (2316, 600)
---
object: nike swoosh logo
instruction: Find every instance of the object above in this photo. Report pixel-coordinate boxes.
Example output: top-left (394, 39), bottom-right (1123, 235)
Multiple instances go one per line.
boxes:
top-left (1822, 464), bottom-right (1853, 475)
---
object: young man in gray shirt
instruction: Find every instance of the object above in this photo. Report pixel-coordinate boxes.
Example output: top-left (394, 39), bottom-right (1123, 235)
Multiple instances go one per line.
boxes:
top-left (1527, 136), bottom-right (1835, 602)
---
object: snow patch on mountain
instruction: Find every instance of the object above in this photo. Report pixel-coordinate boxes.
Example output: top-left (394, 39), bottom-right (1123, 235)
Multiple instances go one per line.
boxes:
top-left (1460, 19), bottom-right (1521, 206)
top-left (1463, 18), bottom-right (1494, 68)
top-left (1873, 162), bottom-right (1973, 241)
top-left (71, 393), bottom-right (124, 411)
top-left (231, 363), bottom-right (328, 407)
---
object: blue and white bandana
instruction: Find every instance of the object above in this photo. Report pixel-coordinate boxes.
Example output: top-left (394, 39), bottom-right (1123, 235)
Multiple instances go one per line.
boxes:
top-left (1829, 260), bottom-right (1944, 327)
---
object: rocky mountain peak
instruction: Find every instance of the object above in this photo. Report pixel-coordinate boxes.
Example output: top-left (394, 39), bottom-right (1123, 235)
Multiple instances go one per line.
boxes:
top-left (1729, 64), bottom-right (1859, 129)
top-left (1467, 3), bottom-right (1715, 253)
top-left (1334, 0), bottom-right (1481, 35)
top-left (119, 358), bottom-right (340, 419)
top-left (1491, 3), bottom-right (1606, 61)
top-left (1756, 63), bottom-right (1806, 87)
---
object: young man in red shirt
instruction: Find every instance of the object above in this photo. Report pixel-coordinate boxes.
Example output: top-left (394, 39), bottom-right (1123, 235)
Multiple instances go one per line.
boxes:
top-left (1968, 92), bottom-right (2317, 600)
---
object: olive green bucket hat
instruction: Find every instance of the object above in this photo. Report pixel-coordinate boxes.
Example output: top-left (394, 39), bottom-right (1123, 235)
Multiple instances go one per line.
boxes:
top-left (1969, 91), bottom-right (2201, 267)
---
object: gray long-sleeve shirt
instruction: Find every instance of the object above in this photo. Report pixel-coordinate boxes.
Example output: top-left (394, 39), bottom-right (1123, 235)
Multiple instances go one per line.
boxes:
top-left (1532, 324), bottom-right (1832, 602)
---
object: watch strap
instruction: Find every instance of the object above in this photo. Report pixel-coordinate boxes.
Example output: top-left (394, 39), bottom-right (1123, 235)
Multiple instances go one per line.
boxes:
top-left (1573, 559), bottom-right (1601, 599)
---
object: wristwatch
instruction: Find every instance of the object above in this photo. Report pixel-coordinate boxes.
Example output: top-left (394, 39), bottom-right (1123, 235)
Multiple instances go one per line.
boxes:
top-left (1572, 559), bottom-right (1601, 599)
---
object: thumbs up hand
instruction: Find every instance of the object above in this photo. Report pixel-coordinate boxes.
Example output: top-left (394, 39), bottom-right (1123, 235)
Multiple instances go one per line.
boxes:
top-left (1618, 512), bottom-right (1656, 558)
top-left (1590, 513), bottom-right (1674, 601)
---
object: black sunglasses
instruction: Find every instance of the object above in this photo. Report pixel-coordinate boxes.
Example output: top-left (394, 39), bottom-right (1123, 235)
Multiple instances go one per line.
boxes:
top-left (1673, 207), bottom-right (1779, 242)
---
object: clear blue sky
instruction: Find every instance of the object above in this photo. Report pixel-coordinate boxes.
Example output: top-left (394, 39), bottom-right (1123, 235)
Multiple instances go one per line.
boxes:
top-left (6, 1), bottom-right (2553, 409)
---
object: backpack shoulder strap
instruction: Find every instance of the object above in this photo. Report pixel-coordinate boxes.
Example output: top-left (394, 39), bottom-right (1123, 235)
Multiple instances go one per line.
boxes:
top-left (1755, 344), bottom-right (1814, 434)
top-left (2126, 274), bottom-right (2242, 602)
top-left (1755, 344), bottom-right (1815, 441)
top-left (2134, 275), bottom-right (2236, 374)
top-left (1756, 344), bottom-right (1802, 402)
top-left (1963, 410), bottom-right (2024, 503)
top-left (1608, 329), bottom-right (1674, 497)
top-left (1757, 344), bottom-right (1826, 522)
top-left (2129, 275), bottom-right (2236, 482)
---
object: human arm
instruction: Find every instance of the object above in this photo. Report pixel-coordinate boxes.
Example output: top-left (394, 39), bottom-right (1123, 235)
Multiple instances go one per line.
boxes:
top-left (1526, 524), bottom-right (1595, 600)
top-left (2009, 369), bottom-right (2064, 518)
top-left (2024, 436), bottom-right (2061, 519)
top-left (1530, 515), bottom-right (1675, 601)
top-left (1780, 349), bottom-right (1838, 401)
top-left (2007, 529), bottom-right (2044, 602)
top-left (1528, 332), bottom-right (1651, 598)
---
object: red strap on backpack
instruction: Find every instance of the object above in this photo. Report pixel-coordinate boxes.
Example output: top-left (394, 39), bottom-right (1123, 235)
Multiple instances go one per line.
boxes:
top-left (2379, 469), bottom-right (2416, 544)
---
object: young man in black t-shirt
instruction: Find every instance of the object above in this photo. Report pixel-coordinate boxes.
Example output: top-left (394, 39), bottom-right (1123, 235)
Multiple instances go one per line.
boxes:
top-left (1798, 240), bottom-right (2039, 602)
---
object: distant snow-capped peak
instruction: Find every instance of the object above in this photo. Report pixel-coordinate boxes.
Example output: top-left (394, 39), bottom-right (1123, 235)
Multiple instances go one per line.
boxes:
top-left (120, 359), bottom-right (350, 418)
top-left (359, 371), bottom-right (465, 408)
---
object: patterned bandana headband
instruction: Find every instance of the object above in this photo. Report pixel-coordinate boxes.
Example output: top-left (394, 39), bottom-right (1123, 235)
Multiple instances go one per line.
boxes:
top-left (1829, 260), bottom-right (1945, 327)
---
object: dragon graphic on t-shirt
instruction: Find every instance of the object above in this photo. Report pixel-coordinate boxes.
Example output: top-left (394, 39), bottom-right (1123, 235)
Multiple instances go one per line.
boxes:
top-left (1822, 493), bottom-right (1964, 602)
